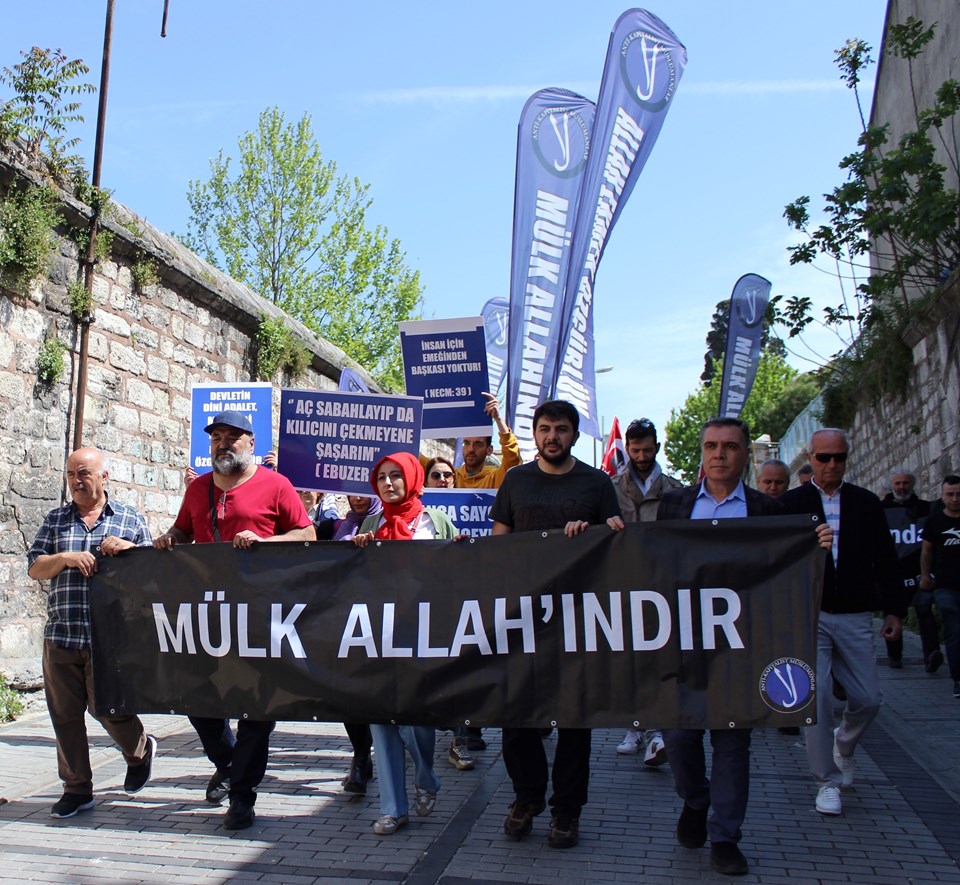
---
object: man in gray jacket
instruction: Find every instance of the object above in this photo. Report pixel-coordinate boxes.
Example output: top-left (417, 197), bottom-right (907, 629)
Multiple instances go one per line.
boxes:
top-left (612, 418), bottom-right (683, 523)
top-left (611, 417), bottom-right (682, 763)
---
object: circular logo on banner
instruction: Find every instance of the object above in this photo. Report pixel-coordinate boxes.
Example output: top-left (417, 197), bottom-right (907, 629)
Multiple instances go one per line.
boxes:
top-left (620, 28), bottom-right (678, 112)
top-left (758, 657), bottom-right (815, 713)
top-left (531, 106), bottom-right (591, 179)
top-left (736, 286), bottom-right (766, 328)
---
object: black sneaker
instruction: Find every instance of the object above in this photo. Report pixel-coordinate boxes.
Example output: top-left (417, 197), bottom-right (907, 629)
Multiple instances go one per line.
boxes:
top-left (124, 735), bottom-right (157, 794)
top-left (206, 767), bottom-right (231, 804)
top-left (50, 793), bottom-right (95, 819)
top-left (503, 799), bottom-right (545, 840)
top-left (676, 802), bottom-right (708, 848)
top-left (466, 735), bottom-right (487, 751)
top-left (548, 815), bottom-right (579, 849)
top-left (925, 649), bottom-right (944, 673)
top-left (223, 797), bottom-right (255, 830)
top-left (710, 841), bottom-right (749, 875)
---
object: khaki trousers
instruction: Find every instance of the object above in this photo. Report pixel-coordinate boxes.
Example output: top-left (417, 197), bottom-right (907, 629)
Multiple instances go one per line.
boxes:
top-left (43, 640), bottom-right (148, 794)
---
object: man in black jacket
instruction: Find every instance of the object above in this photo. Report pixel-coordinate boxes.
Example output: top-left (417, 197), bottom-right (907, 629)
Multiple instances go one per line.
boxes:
top-left (881, 471), bottom-right (940, 671)
top-left (779, 428), bottom-right (903, 817)
top-left (656, 418), bottom-right (784, 877)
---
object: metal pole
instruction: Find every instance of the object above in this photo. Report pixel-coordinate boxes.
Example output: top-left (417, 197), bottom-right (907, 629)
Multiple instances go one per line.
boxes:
top-left (71, 0), bottom-right (114, 451)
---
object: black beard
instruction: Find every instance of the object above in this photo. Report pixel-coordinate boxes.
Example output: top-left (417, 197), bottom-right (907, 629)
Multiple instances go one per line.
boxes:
top-left (213, 450), bottom-right (252, 476)
top-left (537, 445), bottom-right (571, 466)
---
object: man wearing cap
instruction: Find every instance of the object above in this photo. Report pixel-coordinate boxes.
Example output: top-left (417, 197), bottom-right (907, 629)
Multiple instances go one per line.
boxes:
top-left (153, 410), bottom-right (315, 830)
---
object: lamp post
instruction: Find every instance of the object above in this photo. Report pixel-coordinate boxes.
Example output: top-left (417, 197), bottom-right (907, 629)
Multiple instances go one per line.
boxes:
top-left (592, 366), bottom-right (614, 467)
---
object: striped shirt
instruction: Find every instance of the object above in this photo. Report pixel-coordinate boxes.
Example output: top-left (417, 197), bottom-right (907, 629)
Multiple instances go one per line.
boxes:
top-left (812, 479), bottom-right (842, 566)
top-left (28, 496), bottom-right (151, 648)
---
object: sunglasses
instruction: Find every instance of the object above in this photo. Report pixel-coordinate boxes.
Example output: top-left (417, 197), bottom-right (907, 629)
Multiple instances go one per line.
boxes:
top-left (813, 452), bottom-right (848, 463)
top-left (430, 470), bottom-right (454, 480)
top-left (628, 418), bottom-right (655, 432)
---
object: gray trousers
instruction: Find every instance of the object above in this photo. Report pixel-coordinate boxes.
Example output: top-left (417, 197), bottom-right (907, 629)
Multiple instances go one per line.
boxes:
top-left (806, 611), bottom-right (882, 787)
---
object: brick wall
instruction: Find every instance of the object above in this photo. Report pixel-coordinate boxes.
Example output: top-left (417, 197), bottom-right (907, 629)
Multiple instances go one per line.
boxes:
top-left (0, 153), bottom-right (378, 685)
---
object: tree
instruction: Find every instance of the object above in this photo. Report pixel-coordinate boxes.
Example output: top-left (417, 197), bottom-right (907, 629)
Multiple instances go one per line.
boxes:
top-left (0, 46), bottom-right (95, 183)
top-left (665, 350), bottom-right (817, 483)
top-left (775, 18), bottom-right (960, 423)
top-left (182, 106), bottom-right (423, 389)
top-left (701, 298), bottom-right (783, 384)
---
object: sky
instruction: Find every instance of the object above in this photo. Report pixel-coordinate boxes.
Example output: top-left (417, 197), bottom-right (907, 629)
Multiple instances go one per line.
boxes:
top-left (1, 0), bottom-right (889, 465)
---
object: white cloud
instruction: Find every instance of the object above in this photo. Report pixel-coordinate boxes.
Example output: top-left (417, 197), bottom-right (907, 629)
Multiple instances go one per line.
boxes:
top-left (357, 81), bottom-right (600, 105)
top-left (683, 78), bottom-right (873, 97)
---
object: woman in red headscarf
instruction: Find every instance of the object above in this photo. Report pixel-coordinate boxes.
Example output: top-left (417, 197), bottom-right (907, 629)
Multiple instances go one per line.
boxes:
top-left (353, 452), bottom-right (457, 835)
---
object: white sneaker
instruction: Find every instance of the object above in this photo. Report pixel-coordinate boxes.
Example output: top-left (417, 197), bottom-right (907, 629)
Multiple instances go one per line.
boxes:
top-left (816, 785), bottom-right (842, 815)
top-left (643, 731), bottom-right (668, 767)
top-left (373, 814), bottom-right (408, 835)
top-left (616, 728), bottom-right (642, 755)
top-left (833, 727), bottom-right (855, 787)
top-left (413, 788), bottom-right (436, 816)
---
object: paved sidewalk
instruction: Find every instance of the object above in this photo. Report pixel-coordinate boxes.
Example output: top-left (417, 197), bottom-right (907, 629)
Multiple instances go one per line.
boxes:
top-left (1, 626), bottom-right (958, 884)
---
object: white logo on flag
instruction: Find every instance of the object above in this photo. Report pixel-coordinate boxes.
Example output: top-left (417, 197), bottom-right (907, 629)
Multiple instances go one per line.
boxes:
top-left (548, 112), bottom-right (573, 172)
top-left (635, 35), bottom-right (662, 102)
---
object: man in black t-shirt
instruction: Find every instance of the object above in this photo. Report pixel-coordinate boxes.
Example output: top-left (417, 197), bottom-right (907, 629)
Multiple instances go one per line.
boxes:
top-left (491, 400), bottom-right (623, 850)
top-left (919, 474), bottom-right (960, 699)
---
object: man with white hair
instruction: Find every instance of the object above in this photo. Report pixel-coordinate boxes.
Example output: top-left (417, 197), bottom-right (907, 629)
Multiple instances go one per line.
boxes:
top-left (779, 428), bottom-right (903, 817)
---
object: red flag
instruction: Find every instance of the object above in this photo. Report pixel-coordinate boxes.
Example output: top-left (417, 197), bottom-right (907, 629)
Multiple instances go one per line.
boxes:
top-left (600, 417), bottom-right (626, 477)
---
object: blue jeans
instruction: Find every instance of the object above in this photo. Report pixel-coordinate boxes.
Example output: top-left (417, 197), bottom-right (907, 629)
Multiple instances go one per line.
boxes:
top-left (806, 611), bottom-right (882, 787)
top-left (370, 724), bottom-right (440, 818)
top-left (934, 588), bottom-right (960, 681)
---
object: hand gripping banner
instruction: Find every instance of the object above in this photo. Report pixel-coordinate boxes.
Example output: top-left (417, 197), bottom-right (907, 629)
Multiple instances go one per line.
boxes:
top-left (506, 87), bottom-right (596, 463)
top-left (556, 9), bottom-right (687, 438)
top-left (718, 273), bottom-right (773, 419)
top-left (91, 516), bottom-right (823, 730)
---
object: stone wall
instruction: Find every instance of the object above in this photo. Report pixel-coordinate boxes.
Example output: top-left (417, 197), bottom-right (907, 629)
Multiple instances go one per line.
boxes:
top-left (774, 0), bottom-right (960, 499)
top-left (848, 275), bottom-right (960, 499)
top-left (845, 0), bottom-right (960, 498)
top-left (0, 152), bottom-right (379, 686)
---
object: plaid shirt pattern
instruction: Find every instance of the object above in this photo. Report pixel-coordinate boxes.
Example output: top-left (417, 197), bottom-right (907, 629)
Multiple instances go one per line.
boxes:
top-left (28, 496), bottom-right (152, 649)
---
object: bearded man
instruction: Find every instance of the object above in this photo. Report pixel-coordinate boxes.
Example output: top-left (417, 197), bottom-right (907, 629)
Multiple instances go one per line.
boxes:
top-left (153, 410), bottom-right (314, 829)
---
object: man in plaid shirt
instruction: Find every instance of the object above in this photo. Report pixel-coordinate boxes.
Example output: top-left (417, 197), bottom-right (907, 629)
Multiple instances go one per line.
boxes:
top-left (28, 447), bottom-right (157, 819)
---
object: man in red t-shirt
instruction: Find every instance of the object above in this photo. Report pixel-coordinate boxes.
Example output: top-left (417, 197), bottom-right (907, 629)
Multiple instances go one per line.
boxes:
top-left (154, 410), bottom-right (314, 829)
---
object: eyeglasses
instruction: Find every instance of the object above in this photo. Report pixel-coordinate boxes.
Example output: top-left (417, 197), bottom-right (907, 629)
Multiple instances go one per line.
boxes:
top-left (628, 418), bottom-right (655, 431)
top-left (813, 452), bottom-right (848, 463)
top-left (430, 471), bottom-right (454, 481)
top-left (218, 491), bottom-right (228, 519)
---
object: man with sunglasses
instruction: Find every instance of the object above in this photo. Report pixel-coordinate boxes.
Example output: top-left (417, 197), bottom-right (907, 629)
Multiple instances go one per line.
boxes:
top-left (779, 428), bottom-right (902, 817)
top-left (153, 410), bottom-right (315, 830)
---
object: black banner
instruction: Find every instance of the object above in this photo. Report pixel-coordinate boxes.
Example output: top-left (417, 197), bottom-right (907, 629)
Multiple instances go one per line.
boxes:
top-left (91, 517), bottom-right (824, 729)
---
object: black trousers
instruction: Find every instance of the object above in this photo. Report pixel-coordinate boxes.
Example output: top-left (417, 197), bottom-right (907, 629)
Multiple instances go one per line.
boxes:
top-left (344, 722), bottom-right (372, 758)
top-left (190, 716), bottom-right (275, 805)
top-left (502, 727), bottom-right (591, 818)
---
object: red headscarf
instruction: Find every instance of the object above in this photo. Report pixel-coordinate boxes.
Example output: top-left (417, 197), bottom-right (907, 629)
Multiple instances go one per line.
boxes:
top-left (369, 451), bottom-right (425, 540)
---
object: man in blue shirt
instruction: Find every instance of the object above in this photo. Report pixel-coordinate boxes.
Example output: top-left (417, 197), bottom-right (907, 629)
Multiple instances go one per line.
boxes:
top-left (28, 447), bottom-right (156, 819)
top-left (657, 418), bottom-right (817, 876)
